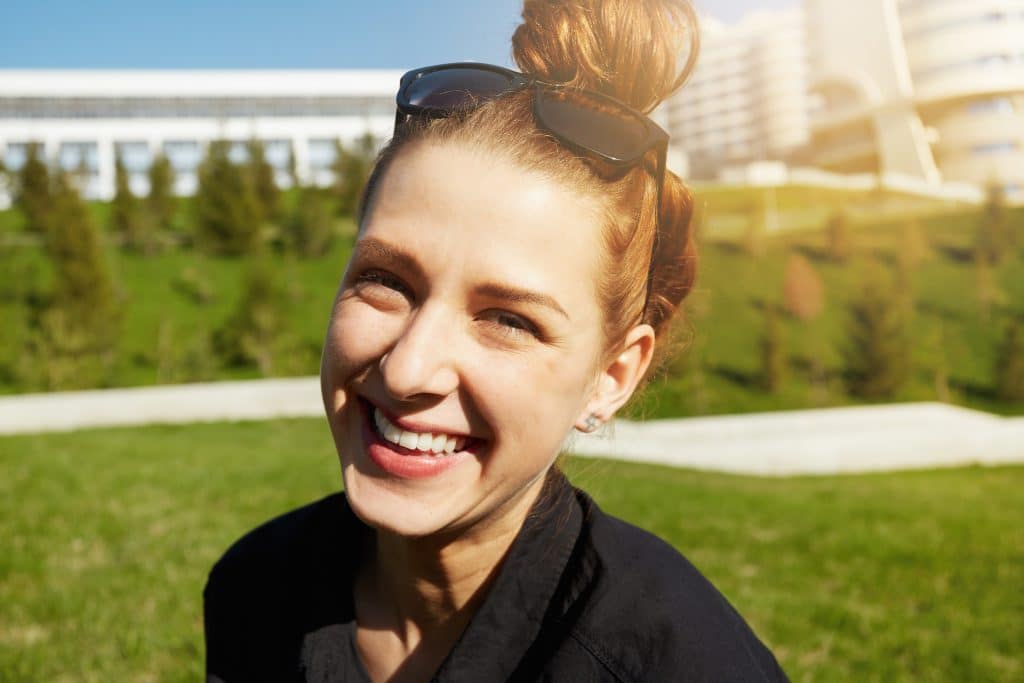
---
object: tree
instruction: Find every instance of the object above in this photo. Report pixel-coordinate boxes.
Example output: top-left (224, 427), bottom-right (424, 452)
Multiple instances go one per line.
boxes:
top-left (759, 305), bottom-right (785, 392)
top-left (110, 153), bottom-right (151, 251)
top-left (147, 152), bottom-right (176, 232)
top-left (841, 262), bottom-right (910, 399)
top-left (286, 187), bottom-right (335, 257)
top-left (194, 140), bottom-right (261, 255)
top-left (973, 252), bottom-right (1007, 322)
top-left (782, 253), bottom-right (825, 321)
top-left (975, 183), bottom-right (1010, 265)
top-left (15, 142), bottom-right (51, 235)
top-left (332, 134), bottom-right (376, 217)
top-left (213, 258), bottom-right (288, 375)
top-left (742, 195), bottom-right (767, 257)
top-left (994, 317), bottom-right (1024, 402)
top-left (25, 170), bottom-right (120, 389)
top-left (246, 138), bottom-right (281, 224)
top-left (826, 210), bottom-right (853, 263)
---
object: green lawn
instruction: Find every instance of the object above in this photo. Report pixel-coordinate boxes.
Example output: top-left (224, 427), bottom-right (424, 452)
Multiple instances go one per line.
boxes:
top-left (1, 419), bottom-right (1021, 681)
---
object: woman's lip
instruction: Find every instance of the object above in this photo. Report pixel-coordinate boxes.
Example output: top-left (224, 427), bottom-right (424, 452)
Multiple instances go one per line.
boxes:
top-left (359, 396), bottom-right (482, 441)
top-left (357, 399), bottom-right (475, 480)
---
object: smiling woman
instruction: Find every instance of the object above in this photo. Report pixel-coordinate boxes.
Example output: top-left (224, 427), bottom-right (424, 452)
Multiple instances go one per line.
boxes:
top-left (203, 1), bottom-right (788, 681)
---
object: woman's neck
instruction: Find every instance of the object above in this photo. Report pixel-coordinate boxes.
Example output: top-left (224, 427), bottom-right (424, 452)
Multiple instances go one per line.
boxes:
top-left (357, 475), bottom-right (547, 652)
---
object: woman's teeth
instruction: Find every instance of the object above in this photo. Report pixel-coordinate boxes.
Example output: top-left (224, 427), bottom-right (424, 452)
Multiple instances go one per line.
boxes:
top-left (373, 408), bottom-right (466, 457)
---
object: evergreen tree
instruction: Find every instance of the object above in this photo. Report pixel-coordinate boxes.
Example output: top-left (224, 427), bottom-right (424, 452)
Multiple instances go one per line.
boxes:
top-left (742, 195), bottom-right (767, 257)
top-left (246, 138), bottom-right (281, 224)
top-left (332, 134), bottom-right (376, 217)
top-left (758, 305), bottom-right (785, 392)
top-left (782, 252), bottom-right (825, 321)
top-left (841, 262), bottom-right (910, 399)
top-left (194, 140), bottom-right (261, 255)
top-left (975, 183), bottom-right (1010, 265)
top-left (994, 317), bottom-right (1024, 402)
top-left (826, 210), bottom-right (853, 263)
top-left (213, 257), bottom-right (288, 375)
top-left (973, 252), bottom-right (1007, 322)
top-left (15, 142), bottom-right (51, 235)
top-left (110, 153), bottom-right (151, 251)
top-left (287, 187), bottom-right (334, 257)
top-left (147, 152), bottom-right (176, 233)
top-left (26, 170), bottom-right (120, 389)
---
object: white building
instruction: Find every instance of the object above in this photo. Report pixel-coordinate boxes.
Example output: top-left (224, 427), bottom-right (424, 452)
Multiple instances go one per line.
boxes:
top-left (665, 7), bottom-right (810, 179)
top-left (0, 70), bottom-right (402, 204)
top-left (805, 0), bottom-right (1024, 199)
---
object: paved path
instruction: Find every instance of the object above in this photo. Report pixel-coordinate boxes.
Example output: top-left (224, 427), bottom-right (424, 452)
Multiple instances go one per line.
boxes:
top-left (1, 377), bottom-right (1022, 476)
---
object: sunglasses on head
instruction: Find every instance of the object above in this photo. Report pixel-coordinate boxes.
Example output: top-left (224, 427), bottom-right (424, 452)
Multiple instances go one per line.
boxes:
top-left (394, 62), bottom-right (670, 322)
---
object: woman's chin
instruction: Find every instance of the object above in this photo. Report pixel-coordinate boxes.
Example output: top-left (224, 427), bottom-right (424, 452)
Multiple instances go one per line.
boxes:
top-left (342, 465), bottom-right (465, 538)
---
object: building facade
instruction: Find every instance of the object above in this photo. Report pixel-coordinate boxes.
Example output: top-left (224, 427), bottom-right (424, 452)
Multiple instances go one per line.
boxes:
top-left (804, 0), bottom-right (1024, 198)
top-left (665, 8), bottom-right (810, 180)
top-left (0, 70), bottom-right (402, 204)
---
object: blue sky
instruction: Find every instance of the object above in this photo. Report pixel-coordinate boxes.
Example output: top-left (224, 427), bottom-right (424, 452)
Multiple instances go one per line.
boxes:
top-left (1, 1), bottom-right (795, 69)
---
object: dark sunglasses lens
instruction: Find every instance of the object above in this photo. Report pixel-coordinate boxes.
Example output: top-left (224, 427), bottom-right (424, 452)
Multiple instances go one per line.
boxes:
top-left (405, 68), bottom-right (514, 109)
top-left (536, 90), bottom-right (649, 162)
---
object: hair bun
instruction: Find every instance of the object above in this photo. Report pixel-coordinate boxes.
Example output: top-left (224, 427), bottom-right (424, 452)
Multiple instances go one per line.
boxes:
top-left (512, 0), bottom-right (699, 114)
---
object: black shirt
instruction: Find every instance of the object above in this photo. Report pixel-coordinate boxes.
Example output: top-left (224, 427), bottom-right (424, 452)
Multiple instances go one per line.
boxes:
top-left (204, 473), bottom-right (788, 682)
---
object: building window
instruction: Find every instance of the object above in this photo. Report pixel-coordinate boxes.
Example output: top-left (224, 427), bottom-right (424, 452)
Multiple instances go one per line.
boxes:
top-left (115, 141), bottom-right (152, 172)
top-left (164, 140), bottom-right (202, 172)
top-left (972, 141), bottom-right (1018, 156)
top-left (58, 141), bottom-right (99, 173)
top-left (308, 139), bottom-right (339, 170)
top-left (967, 98), bottom-right (1015, 115)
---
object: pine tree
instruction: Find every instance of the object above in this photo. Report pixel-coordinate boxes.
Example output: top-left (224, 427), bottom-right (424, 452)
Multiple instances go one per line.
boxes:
top-left (287, 187), bottom-right (334, 257)
top-left (194, 140), bottom-right (261, 255)
top-left (246, 138), bottom-right (281, 224)
top-left (973, 252), bottom-right (1007, 322)
top-left (147, 152), bottom-right (176, 233)
top-left (994, 317), bottom-right (1024, 402)
top-left (759, 305), bottom-right (785, 392)
top-left (826, 210), bottom-right (853, 263)
top-left (975, 183), bottom-right (1010, 265)
top-left (782, 252), bottom-right (825, 321)
top-left (110, 153), bottom-right (151, 251)
top-left (15, 142), bottom-right (51, 235)
top-left (26, 170), bottom-right (120, 389)
top-left (841, 262), bottom-right (910, 399)
top-left (332, 134), bottom-right (376, 217)
top-left (213, 257), bottom-right (288, 375)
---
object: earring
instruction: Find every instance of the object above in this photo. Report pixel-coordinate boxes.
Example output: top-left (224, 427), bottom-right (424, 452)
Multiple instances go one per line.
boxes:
top-left (582, 414), bottom-right (600, 432)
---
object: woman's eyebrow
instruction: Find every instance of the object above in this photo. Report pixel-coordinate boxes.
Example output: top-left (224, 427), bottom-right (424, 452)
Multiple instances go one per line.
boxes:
top-left (475, 282), bottom-right (569, 320)
top-left (351, 237), bottom-right (426, 280)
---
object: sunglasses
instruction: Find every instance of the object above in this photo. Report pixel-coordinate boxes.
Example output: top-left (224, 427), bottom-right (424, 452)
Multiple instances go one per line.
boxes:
top-left (394, 62), bottom-right (670, 322)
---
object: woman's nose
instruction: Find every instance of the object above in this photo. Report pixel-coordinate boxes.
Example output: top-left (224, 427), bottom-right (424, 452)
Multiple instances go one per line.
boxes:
top-left (379, 304), bottom-right (460, 401)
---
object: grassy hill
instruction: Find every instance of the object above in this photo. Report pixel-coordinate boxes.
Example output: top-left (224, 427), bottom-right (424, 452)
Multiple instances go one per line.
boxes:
top-left (1, 184), bottom-right (1022, 416)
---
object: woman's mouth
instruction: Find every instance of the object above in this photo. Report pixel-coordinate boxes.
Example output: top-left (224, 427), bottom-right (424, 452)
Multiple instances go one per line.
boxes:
top-left (357, 398), bottom-right (484, 479)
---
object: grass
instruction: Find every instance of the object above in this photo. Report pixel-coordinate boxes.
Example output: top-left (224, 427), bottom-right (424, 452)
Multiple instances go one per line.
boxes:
top-left (1, 419), bottom-right (1022, 681)
top-left (1, 185), bottom-right (1022, 417)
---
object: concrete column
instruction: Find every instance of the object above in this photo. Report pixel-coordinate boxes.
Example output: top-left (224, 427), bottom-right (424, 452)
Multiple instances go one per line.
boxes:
top-left (95, 137), bottom-right (116, 201)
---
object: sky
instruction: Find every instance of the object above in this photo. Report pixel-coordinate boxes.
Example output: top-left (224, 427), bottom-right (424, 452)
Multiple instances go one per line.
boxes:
top-left (0, 1), bottom-right (796, 69)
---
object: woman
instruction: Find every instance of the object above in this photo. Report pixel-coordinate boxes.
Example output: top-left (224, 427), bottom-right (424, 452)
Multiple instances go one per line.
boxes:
top-left (205, 1), bottom-right (788, 680)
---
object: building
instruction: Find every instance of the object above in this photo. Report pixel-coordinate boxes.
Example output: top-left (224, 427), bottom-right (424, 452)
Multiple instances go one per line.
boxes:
top-left (665, 7), bottom-right (810, 180)
top-left (0, 70), bottom-right (402, 204)
top-left (804, 0), bottom-right (1024, 199)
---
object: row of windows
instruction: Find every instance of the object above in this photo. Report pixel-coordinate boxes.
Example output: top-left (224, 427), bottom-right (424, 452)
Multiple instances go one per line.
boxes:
top-left (2, 137), bottom-right (362, 173)
top-left (971, 141), bottom-right (1020, 156)
top-left (0, 96), bottom-right (394, 120)
top-left (905, 11), bottom-right (1024, 40)
top-left (966, 96), bottom-right (1018, 115)
top-left (913, 52), bottom-right (1024, 82)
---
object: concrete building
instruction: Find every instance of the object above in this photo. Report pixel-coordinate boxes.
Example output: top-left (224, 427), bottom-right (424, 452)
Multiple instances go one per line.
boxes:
top-left (665, 7), bottom-right (810, 179)
top-left (0, 70), bottom-right (402, 204)
top-left (805, 0), bottom-right (1024, 199)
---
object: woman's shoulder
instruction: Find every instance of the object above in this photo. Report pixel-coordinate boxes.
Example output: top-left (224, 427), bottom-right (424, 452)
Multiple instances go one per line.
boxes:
top-left (206, 492), bottom-right (352, 590)
top-left (565, 489), bottom-right (788, 682)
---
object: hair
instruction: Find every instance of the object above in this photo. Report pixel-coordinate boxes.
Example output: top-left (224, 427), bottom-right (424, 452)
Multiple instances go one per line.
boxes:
top-left (358, 0), bottom-right (700, 384)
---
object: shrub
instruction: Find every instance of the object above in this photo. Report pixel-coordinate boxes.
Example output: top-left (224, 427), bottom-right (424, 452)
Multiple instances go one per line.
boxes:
top-left (782, 253), bottom-right (825, 321)
top-left (841, 261), bottom-right (910, 399)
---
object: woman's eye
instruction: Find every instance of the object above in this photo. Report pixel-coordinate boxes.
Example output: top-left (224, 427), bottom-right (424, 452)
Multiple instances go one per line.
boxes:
top-left (353, 270), bottom-right (413, 299)
top-left (481, 310), bottom-right (540, 339)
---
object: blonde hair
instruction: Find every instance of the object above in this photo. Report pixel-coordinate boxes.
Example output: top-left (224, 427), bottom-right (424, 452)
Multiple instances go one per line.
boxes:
top-left (360, 0), bottom-right (700, 381)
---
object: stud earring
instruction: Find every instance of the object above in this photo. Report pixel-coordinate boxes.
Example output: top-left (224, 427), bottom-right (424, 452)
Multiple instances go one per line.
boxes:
top-left (582, 414), bottom-right (600, 432)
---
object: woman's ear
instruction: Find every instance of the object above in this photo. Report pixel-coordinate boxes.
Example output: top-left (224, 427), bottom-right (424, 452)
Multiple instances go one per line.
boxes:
top-left (575, 324), bottom-right (656, 430)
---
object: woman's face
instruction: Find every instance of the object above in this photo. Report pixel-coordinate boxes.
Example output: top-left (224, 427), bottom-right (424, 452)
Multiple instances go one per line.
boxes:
top-left (321, 141), bottom-right (609, 537)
